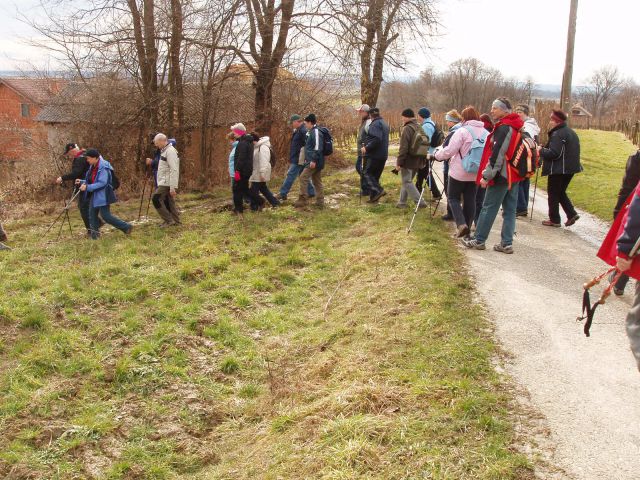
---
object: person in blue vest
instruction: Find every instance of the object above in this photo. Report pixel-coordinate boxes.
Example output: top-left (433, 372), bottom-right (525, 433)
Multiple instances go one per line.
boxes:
top-left (416, 107), bottom-right (442, 199)
top-left (77, 149), bottom-right (132, 240)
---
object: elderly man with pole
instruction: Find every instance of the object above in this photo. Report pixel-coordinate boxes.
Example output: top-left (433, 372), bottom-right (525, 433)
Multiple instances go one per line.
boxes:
top-left (152, 133), bottom-right (181, 227)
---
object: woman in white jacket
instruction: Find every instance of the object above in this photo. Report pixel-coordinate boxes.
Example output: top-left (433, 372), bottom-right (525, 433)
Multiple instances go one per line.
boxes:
top-left (434, 106), bottom-right (488, 238)
top-left (250, 133), bottom-right (280, 210)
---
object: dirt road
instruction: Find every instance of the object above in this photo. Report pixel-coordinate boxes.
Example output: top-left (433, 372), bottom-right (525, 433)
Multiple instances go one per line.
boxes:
top-left (461, 189), bottom-right (640, 480)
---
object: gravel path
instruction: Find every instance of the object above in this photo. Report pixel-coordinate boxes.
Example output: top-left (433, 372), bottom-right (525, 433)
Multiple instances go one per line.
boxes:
top-left (460, 187), bottom-right (640, 479)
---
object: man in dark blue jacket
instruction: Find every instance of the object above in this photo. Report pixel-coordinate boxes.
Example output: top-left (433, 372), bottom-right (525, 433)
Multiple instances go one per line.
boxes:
top-left (278, 114), bottom-right (315, 200)
top-left (361, 107), bottom-right (389, 203)
top-left (294, 113), bottom-right (325, 208)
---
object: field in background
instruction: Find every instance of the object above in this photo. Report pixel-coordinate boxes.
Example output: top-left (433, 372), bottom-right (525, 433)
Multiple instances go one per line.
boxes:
top-left (538, 129), bottom-right (637, 222)
top-left (0, 168), bottom-right (534, 479)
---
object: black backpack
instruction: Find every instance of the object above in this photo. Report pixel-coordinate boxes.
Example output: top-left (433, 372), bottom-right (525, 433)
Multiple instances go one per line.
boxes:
top-left (268, 146), bottom-right (277, 168)
top-left (427, 120), bottom-right (444, 148)
top-left (317, 126), bottom-right (333, 156)
top-left (110, 169), bottom-right (121, 190)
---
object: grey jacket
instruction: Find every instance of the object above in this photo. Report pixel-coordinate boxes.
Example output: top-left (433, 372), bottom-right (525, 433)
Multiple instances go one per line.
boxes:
top-left (157, 144), bottom-right (180, 190)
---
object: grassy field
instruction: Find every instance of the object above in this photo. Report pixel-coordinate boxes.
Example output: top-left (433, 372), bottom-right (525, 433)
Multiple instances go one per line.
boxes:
top-left (539, 129), bottom-right (637, 222)
top-left (0, 168), bottom-right (533, 479)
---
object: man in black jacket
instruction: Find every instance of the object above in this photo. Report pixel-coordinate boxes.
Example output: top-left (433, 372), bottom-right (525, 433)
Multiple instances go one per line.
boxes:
top-left (610, 150), bottom-right (640, 295)
top-left (361, 108), bottom-right (389, 203)
top-left (55, 143), bottom-right (93, 235)
top-left (539, 110), bottom-right (583, 227)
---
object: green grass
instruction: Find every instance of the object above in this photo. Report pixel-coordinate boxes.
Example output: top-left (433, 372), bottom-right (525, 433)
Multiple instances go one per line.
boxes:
top-left (0, 166), bottom-right (533, 479)
top-left (539, 129), bottom-right (637, 221)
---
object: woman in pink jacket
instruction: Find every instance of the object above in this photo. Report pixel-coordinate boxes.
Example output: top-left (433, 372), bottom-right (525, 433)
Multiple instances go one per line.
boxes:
top-left (434, 106), bottom-right (488, 238)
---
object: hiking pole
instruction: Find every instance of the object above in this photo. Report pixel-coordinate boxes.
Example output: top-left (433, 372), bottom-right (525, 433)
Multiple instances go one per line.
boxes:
top-left (45, 188), bottom-right (82, 237)
top-left (408, 185), bottom-right (426, 234)
top-left (530, 167), bottom-right (540, 222)
top-left (138, 172), bottom-right (151, 221)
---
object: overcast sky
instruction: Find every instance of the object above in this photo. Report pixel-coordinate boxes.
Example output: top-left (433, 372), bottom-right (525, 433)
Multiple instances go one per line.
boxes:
top-left (0, 0), bottom-right (638, 86)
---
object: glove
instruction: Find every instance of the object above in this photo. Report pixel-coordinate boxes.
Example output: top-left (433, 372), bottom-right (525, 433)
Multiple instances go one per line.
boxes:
top-left (234, 171), bottom-right (241, 181)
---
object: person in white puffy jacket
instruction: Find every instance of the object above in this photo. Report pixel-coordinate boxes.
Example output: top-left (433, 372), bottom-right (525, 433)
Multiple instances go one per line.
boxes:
top-left (250, 133), bottom-right (280, 210)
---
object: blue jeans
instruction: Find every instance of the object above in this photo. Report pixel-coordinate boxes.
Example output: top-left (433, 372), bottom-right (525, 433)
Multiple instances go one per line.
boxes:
top-left (517, 178), bottom-right (530, 213)
top-left (280, 164), bottom-right (315, 198)
top-left (475, 182), bottom-right (519, 246)
top-left (89, 205), bottom-right (131, 239)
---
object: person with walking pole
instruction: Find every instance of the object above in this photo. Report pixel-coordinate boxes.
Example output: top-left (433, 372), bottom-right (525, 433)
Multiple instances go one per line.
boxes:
top-left (77, 149), bottom-right (132, 239)
top-left (514, 105), bottom-right (540, 217)
top-left (151, 133), bottom-right (181, 227)
top-left (396, 108), bottom-right (428, 212)
top-left (55, 143), bottom-right (93, 236)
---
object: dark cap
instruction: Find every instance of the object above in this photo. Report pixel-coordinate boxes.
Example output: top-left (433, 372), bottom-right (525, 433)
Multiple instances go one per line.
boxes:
top-left (304, 113), bottom-right (317, 124)
top-left (64, 142), bottom-right (78, 154)
top-left (85, 148), bottom-right (100, 158)
top-left (369, 107), bottom-right (380, 115)
top-left (551, 109), bottom-right (568, 123)
top-left (401, 108), bottom-right (415, 118)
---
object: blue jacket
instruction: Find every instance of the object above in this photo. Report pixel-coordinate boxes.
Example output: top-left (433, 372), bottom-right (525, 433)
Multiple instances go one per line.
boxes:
top-left (84, 157), bottom-right (116, 208)
top-left (229, 141), bottom-right (238, 177)
top-left (289, 125), bottom-right (307, 164)
top-left (421, 118), bottom-right (436, 154)
top-left (305, 126), bottom-right (325, 170)
top-left (363, 117), bottom-right (390, 162)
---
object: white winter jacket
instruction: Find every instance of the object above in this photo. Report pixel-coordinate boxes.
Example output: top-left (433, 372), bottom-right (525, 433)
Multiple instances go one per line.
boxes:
top-left (250, 137), bottom-right (273, 183)
top-left (157, 143), bottom-right (180, 190)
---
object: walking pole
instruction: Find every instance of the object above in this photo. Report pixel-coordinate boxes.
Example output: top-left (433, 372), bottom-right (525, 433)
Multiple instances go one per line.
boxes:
top-left (408, 185), bottom-right (426, 234)
top-left (138, 172), bottom-right (150, 221)
top-left (530, 167), bottom-right (540, 222)
top-left (146, 177), bottom-right (153, 219)
top-left (45, 188), bottom-right (82, 238)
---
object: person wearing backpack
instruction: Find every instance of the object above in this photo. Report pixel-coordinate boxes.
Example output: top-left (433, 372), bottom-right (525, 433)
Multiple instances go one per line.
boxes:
top-left (415, 107), bottom-right (443, 199)
top-left (55, 143), bottom-right (94, 236)
top-left (250, 133), bottom-right (280, 210)
top-left (77, 149), bottom-right (132, 240)
top-left (295, 113), bottom-right (326, 209)
top-left (278, 115), bottom-right (315, 201)
top-left (515, 105), bottom-right (541, 217)
top-left (435, 106), bottom-right (487, 238)
top-left (463, 98), bottom-right (524, 254)
top-left (396, 108), bottom-right (428, 209)
top-left (361, 107), bottom-right (389, 203)
top-left (539, 109), bottom-right (582, 228)
top-left (438, 110), bottom-right (463, 221)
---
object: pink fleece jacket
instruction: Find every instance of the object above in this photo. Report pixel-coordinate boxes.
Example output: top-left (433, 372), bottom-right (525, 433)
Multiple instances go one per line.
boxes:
top-left (434, 119), bottom-right (487, 182)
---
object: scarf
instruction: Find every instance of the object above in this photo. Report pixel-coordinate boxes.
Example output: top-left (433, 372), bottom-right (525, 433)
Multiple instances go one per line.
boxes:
top-left (90, 158), bottom-right (100, 184)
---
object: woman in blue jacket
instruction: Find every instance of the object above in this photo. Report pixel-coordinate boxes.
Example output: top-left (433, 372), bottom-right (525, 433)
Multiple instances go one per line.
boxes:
top-left (78, 149), bottom-right (132, 239)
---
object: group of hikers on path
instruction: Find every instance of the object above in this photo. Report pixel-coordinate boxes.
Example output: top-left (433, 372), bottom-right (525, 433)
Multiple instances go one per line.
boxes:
top-left (1, 95), bottom-right (639, 371)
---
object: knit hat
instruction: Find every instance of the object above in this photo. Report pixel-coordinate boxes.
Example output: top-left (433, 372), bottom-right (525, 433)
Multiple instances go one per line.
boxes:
top-left (231, 123), bottom-right (247, 137)
top-left (64, 142), bottom-right (78, 154)
top-left (417, 107), bottom-right (430, 119)
top-left (401, 108), bottom-right (415, 118)
top-left (551, 109), bottom-right (568, 123)
top-left (85, 148), bottom-right (100, 158)
top-left (289, 114), bottom-right (302, 123)
top-left (304, 113), bottom-right (317, 124)
top-left (369, 107), bottom-right (380, 116)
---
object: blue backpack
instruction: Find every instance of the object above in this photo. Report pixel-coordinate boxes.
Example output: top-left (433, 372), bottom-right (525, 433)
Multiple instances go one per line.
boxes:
top-left (461, 126), bottom-right (488, 173)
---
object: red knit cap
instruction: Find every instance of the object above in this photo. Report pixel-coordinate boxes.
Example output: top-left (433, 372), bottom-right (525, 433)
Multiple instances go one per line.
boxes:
top-left (550, 109), bottom-right (568, 124)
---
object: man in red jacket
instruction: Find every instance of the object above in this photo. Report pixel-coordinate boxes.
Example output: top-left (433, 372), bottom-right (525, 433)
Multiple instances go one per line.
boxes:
top-left (464, 97), bottom-right (523, 254)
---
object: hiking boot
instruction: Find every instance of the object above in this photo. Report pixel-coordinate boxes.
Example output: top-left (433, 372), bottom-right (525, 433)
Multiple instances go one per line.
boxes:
top-left (368, 190), bottom-right (385, 203)
top-left (125, 225), bottom-right (133, 235)
top-left (463, 238), bottom-right (486, 250)
top-left (277, 193), bottom-right (287, 201)
top-left (396, 203), bottom-right (408, 209)
top-left (516, 210), bottom-right (528, 218)
top-left (455, 224), bottom-right (470, 238)
top-left (614, 287), bottom-right (625, 296)
top-left (441, 214), bottom-right (454, 221)
top-left (542, 219), bottom-right (561, 227)
top-left (493, 243), bottom-right (514, 254)
top-left (0, 242), bottom-right (10, 251)
top-left (293, 197), bottom-right (308, 208)
top-left (417, 202), bottom-right (428, 209)
top-left (565, 214), bottom-right (580, 227)
top-left (159, 222), bottom-right (176, 228)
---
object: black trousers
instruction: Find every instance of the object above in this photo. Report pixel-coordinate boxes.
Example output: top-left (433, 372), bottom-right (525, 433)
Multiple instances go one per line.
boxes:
top-left (361, 157), bottom-right (385, 198)
top-left (232, 177), bottom-right (261, 213)
top-left (448, 177), bottom-right (478, 228)
top-left (547, 174), bottom-right (577, 224)
top-left (416, 163), bottom-right (441, 198)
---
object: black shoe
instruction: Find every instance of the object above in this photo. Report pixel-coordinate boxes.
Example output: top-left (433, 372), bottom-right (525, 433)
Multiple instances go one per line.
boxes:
top-left (516, 210), bottom-right (528, 218)
top-left (441, 214), bottom-right (454, 221)
top-left (368, 190), bottom-right (385, 203)
top-left (565, 214), bottom-right (580, 227)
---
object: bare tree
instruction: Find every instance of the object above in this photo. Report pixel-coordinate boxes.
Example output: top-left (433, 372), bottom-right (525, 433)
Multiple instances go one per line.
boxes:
top-left (579, 66), bottom-right (623, 120)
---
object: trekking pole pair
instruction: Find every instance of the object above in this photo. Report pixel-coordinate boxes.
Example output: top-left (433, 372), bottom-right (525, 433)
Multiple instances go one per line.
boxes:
top-left (45, 188), bottom-right (82, 240)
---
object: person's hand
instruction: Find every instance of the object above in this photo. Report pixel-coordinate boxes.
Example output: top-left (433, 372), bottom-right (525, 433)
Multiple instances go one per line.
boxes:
top-left (145, 157), bottom-right (152, 166)
top-left (480, 179), bottom-right (489, 188)
top-left (170, 190), bottom-right (177, 198)
top-left (79, 183), bottom-right (87, 192)
top-left (310, 162), bottom-right (316, 169)
top-left (56, 177), bottom-right (63, 185)
top-left (360, 146), bottom-right (367, 155)
top-left (617, 256), bottom-right (633, 272)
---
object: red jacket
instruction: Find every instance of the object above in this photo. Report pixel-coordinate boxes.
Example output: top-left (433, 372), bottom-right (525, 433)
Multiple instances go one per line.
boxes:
top-left (598, 181), bottom-right (640, 280)
top-left (476, 113), bottom-right (525, 189)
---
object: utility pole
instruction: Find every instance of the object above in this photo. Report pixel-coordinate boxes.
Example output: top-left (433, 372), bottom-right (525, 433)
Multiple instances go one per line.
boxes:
top-left (560, 0), bottom-right (579, 112)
